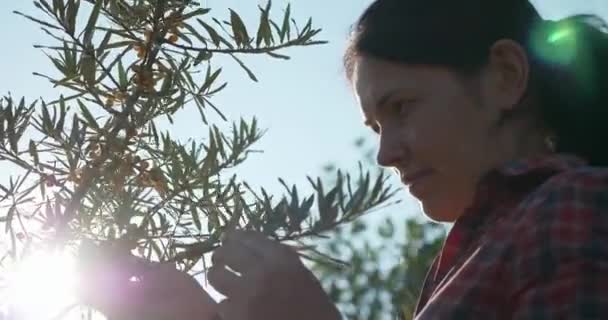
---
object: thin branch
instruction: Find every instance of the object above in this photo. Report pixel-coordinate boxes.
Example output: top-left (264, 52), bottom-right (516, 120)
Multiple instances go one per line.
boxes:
top-left (165, 37), bottom-right (312, 54)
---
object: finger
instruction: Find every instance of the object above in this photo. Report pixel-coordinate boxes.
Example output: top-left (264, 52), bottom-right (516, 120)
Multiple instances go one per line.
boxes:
top-left (212, 240), bottom-right (261, 274)
top-left (80, 260), bottom-right (210, 315)
top-left (85, 272), bottom-right (218, 320)
top-left (217, 298), bottom-right (247, 320)
top-left (80, 278), bottom-right (146, 318)
top-left (207, 264), bottom-right (246, 298)
top-left (139, 263), bottom-right (217, 306)
top-left (225, 230), bottom-right (296, 260)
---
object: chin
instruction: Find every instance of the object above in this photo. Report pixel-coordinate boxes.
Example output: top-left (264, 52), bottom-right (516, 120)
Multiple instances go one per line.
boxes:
top-left (417, 200), bottom-right (460, 223)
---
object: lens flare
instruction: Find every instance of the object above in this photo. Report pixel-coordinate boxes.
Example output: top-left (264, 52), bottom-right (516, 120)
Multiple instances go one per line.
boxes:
top-left (548, 28), bottom-right (574, 44)
top-left (531, 22), bottom-right (579, 66)
top-left (530, 19), bottom-right (599, 98)
top-left (4, 250), bottom-right (79, 319)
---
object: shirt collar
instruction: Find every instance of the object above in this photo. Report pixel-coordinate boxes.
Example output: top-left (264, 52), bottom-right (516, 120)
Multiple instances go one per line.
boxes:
top-left (434, 152), bottom-right (587, 281)
top-left (495, 152), bottom-right (587, 177)
top-left (468, 152), bottom-right (587, 214)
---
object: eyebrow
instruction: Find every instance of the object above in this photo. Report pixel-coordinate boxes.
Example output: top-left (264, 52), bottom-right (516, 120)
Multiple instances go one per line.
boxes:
top-left (363, 89), bottom-right (401, 129)
top-left (376, 89), bottom-right (401, 109)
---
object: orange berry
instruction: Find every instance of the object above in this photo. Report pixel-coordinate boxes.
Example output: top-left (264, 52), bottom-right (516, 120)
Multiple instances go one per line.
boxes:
top-left (127, 127), bottom-right (137, 138)
top-left (140, 161), bottom-right (149, 170)
top-left (105, 97), bottom-right (115, 107)
top-left (168, 34), bottom-right (178, 43)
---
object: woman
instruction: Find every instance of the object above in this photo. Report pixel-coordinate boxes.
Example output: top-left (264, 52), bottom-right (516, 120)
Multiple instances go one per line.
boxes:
top-left (82, 0), bottom-right (608, 319)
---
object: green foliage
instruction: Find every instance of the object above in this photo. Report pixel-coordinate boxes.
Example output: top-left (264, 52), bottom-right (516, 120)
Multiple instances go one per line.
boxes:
top-left (313, 216), bottom-right (445, 320)
top-left (0, 1), bottom-right (398, 318)
top-left (311, 138), bottom-right (446, 319)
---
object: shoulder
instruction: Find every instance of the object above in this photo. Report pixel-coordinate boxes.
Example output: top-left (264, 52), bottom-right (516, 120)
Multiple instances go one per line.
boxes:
top-left (515, 165), bottom-right (608, 221)
top-left (504, 166), bottom-right (608, 317)
top-left (509, 165), bottom-right (608, 269)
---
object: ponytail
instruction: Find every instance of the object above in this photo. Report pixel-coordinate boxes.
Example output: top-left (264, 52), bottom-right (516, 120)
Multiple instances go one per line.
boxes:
top-left (529, 15), bottom-right (608, 165)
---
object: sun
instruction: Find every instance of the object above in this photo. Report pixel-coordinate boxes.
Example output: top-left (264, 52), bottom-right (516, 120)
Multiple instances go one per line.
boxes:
top-left (3, 250), bottom-right (82, 320)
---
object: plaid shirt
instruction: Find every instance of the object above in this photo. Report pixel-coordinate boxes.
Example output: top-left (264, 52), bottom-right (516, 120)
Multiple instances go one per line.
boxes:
top-left (413, 153), bottom-right (608, 319)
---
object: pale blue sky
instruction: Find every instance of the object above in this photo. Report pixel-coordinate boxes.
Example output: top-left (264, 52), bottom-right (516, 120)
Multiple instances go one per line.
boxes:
top-left (1, 0), bottom-right (607, 220)
top-left (1, 1), bottom-right (608, 319)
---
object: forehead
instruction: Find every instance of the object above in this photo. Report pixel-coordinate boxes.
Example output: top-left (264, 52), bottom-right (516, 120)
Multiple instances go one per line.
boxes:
top-left (353, 57), bottom-right (426, 115)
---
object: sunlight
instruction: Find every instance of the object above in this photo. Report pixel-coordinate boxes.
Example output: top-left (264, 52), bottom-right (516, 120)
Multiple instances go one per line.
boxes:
top-left (5, 250), bottom-right (79, 320)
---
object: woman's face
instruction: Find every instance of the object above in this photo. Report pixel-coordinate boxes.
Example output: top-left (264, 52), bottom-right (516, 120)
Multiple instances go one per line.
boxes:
top-left (353, 54), bottom-right (520, 222)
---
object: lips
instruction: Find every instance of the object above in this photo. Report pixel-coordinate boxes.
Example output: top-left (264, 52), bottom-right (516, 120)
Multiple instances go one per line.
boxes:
top-left (401, 169), bottom-right (435, 198)
top-left (401, 168), bottom-right (435, 186)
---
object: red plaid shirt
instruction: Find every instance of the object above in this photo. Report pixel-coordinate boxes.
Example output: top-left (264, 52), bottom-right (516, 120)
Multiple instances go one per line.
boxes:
top-left (413, 153), bottom-right (608, 319)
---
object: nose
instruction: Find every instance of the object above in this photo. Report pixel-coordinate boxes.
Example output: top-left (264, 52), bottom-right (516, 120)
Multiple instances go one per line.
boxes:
top-left (376, 129), bottom-right (408, 168)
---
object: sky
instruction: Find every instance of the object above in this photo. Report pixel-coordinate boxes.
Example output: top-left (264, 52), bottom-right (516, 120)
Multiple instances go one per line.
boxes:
top-left (1, 0), bottom-right (607, 222)
top-left (1, 0), bottom-right (608, 319)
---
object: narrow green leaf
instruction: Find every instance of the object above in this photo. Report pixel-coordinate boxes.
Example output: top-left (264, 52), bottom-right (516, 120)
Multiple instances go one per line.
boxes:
top-left (267, 52), bottom-right (290, 60)
top-left (230, 54), bottom-right (257, 82)
top-left (68, 114), bottom-right (79, 147)
top-left (103, 40), bottom-right (134, 50)
top-left (182, 22), bottom-right (208, 46)
top-left (191, 206), bottom-right (202, 231)
top-left (229, 9), bottom-right (249, 47)
top-left (38, 0), bottom-right (55, 15)
top-left (96, 45), bottom-right (130, 83)
top-left (77, 100), bottom-right (99, 129)
top-left (41, 101), bottom-right (53, 134)
top-left (83, 0), bottom-right (102, 45)
top-left (29, 140), bottom-right (39, 166)
top-left (256, 2), bottom-right (273, 47)
top-left (45, 53), bottom-right (66, 74)
top-left (207, 82), bottom-right (227, 96)
top-left (63, 42), bottom-right (76, 73)
top-left (196, 19), bottom-right (234, 49)
top-left (175, 30), bottom-right (193, 45)
top-left (159, 71), bottom-right (174, 94)
top-left (53, 0), bottom-right (65, 18)
top-left (65, 0), bottom-right (80, 36)
top-left (280, 4), bottom-right (291, 42)
top-left (96, 30), bottom-right (112, 56)
top-left (13, 11), bottom-right (62, 30)
top-left (300, 17), bottom-right (313, 37)
top-left (80, 51), bottom-right (97, 86)
top-left (199, 67), bottom-right (222, 94)
top-left (118, 60), bottom-right (128, 89)
top-left (5, 206), bottom-right (15, 233)
top-left (198, 19), bottom-right (221, 47)
top-left (180, 8), bottom-right (211, 21)
top-left (256, 7), bottom-right (267, 48)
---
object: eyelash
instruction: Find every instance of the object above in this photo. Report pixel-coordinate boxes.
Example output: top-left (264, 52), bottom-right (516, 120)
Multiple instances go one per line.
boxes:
top-left (392, 100), bottom-right (414, 117)
top-left (369, 99), bottom-right (417, 134)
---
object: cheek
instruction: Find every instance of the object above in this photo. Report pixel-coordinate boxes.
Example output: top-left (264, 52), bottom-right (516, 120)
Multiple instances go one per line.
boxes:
top-left (405, 101), bottom-right (481, 219)
top-left (404, 108), bottom-right (461, 162)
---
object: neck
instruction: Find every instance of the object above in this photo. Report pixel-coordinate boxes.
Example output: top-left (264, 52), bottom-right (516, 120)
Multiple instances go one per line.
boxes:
top-left (488, 120), bottom-right (553, 171)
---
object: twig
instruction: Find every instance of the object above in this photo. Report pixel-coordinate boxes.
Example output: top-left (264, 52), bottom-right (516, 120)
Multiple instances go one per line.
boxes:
top-left (166, 38), bottom-right (313, 55)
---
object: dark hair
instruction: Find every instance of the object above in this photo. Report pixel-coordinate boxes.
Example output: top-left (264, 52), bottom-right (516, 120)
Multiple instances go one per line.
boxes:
top-left (345, 0), bottom-right (608, 166)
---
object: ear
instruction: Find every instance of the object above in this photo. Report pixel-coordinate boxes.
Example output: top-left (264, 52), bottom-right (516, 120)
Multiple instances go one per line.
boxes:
top-left (481, 39), bottom-right (530, 112)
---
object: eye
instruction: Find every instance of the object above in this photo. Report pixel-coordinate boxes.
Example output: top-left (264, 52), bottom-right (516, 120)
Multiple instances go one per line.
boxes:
top-left (391, 99), bottom-right (415, 117)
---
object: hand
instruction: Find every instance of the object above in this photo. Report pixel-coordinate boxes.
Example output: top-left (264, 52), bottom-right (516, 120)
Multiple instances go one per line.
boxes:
top-left (77, 244), bottom-right (219, 320)
top-left (208, 230), bottom-right (341, 320)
